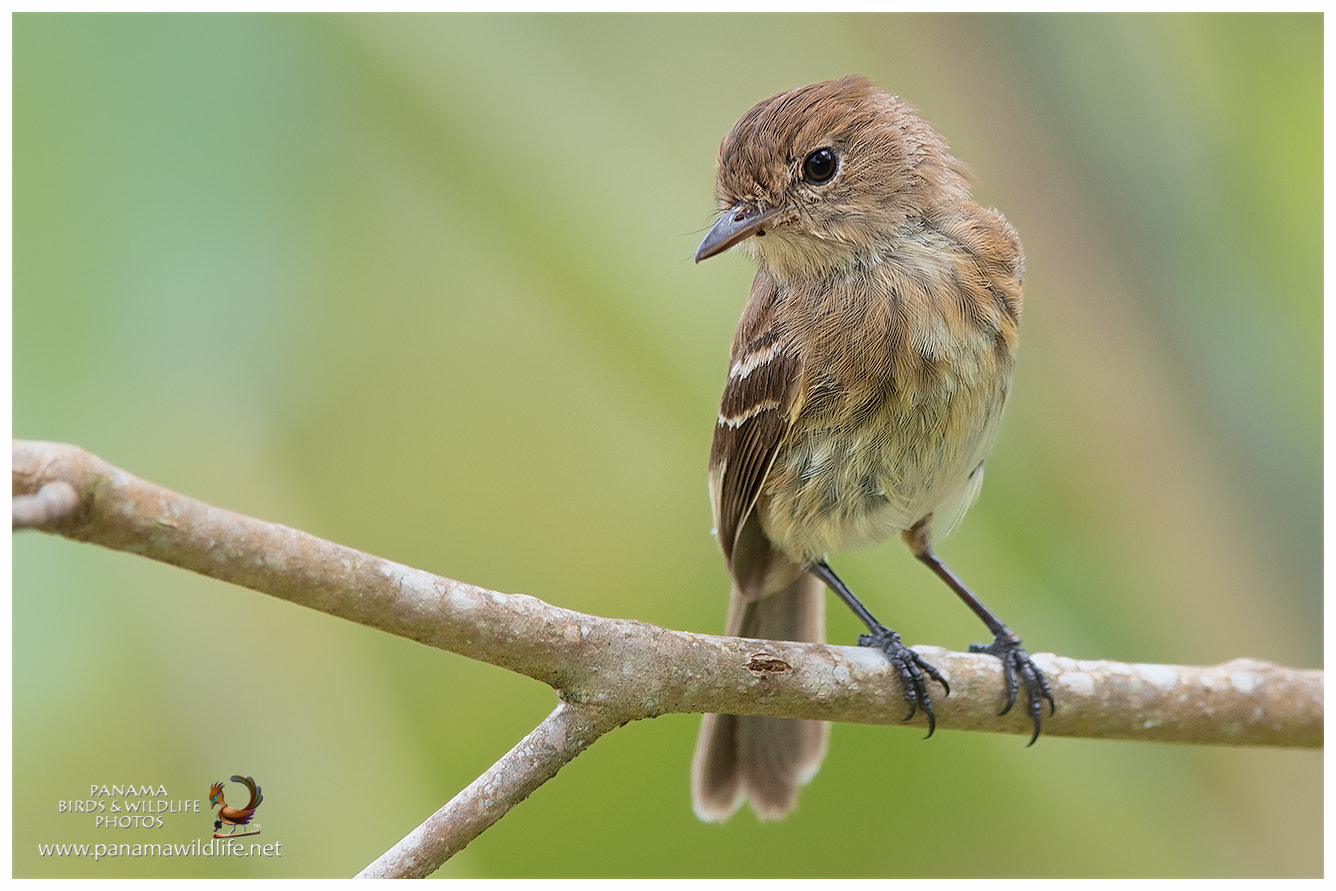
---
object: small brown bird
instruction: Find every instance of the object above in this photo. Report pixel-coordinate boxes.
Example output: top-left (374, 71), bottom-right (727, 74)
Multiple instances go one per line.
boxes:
top-left (691, 76), bottom-right (1053, 822)
top-left (210, 775), bottom-right (264, 836)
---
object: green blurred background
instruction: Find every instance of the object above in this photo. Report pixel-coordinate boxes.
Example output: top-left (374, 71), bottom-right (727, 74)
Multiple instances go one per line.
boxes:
top-left (13, 13), bottom-right (1321, 878)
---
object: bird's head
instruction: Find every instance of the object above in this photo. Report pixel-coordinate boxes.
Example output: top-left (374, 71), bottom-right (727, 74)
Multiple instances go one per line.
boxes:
top-left (695, 75), bottom-right (969, 280)
top-left (209, 782), bottom-right (224, 809)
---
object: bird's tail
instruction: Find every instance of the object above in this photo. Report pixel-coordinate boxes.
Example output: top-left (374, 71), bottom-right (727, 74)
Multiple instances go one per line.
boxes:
top-left (691, 570), bottom-right (828, 821)
top-left (229, 775), bottom-right (263, 812)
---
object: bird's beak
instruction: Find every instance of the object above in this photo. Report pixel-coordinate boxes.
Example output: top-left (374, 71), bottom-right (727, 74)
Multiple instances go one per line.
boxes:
top-left (695, 202), bottom-right (781, 263)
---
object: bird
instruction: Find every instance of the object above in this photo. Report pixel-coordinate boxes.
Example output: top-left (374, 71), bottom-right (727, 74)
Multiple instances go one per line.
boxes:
top-left (690, 75), bottom-right (1053, 822)
top-left (210, 775), bottom-right (264, 836)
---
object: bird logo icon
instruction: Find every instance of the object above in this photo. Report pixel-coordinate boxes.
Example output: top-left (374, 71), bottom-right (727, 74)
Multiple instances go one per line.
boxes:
top-left (209, 775), bottom-right (264, 838)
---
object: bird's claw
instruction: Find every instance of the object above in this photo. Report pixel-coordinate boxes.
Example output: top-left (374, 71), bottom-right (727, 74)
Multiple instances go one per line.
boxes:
top-left (969, 633), bottom-right (1055, 745)
top-left (858, 625), bottom-right (949, 738)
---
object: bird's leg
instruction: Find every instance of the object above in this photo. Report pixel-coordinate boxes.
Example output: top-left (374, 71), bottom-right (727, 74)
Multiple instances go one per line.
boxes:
top-left (903, 521), bottom-right (1055, 745)
top-left (808, 559), bottom-right (948, 738)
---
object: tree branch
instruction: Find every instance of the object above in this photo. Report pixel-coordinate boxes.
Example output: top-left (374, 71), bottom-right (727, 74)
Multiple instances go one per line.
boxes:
top-left (12, 440), bottom-right (1323, 876)
top-left (356, 700), bottom-right (624, 879)
top-left (12, 479), bottom-right (78, 528)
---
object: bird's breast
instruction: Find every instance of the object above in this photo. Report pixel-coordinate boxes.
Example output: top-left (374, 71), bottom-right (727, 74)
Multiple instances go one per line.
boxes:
top-left (756, 259), bottom-right (1013, 563)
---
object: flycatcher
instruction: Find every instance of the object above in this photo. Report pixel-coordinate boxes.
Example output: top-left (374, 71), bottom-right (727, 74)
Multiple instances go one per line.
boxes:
top-left (691, 76), bottom-right (1053, 822)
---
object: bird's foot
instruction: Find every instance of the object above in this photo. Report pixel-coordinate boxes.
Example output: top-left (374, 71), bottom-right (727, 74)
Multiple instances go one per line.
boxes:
top-left (857, 624), bottom-right (950, 738)
top-left (969, 632), bottom-right (1055, 745)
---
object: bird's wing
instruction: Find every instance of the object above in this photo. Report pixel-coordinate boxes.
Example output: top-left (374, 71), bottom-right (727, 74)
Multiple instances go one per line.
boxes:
top-left (708, 277), bottom-right (803, 598)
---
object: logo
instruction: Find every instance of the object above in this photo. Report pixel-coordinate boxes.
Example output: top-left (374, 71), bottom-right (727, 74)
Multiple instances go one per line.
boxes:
top-left (208, 775), bottom-right (263, 839)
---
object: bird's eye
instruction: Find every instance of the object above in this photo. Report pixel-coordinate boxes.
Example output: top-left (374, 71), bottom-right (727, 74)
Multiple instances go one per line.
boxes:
top-left (802, 147), bottom-right (837, 184)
